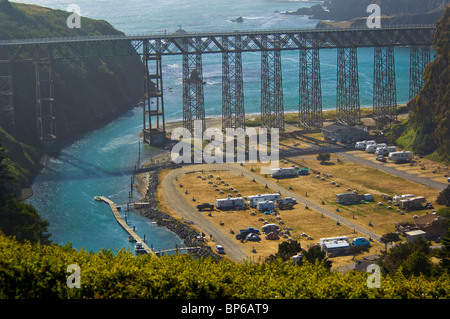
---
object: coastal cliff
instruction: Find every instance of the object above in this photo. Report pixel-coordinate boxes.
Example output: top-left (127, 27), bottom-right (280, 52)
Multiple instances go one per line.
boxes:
top-left (0, 1), bottom-right (145, 185)
top-left (283, 0), bottom-right (448, 27)
top-left (0, 1), bottom-right (144, 145)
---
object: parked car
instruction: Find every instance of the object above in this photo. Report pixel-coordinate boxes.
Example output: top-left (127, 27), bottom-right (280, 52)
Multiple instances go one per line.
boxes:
top-left (215, 245), bottom-right (225, 254)
top-left (376, 155), bottom-right (386, 162)
top-left (196, 203), bottom-right (214, 211)
top-left (352, 237), bottom-right (371, 246)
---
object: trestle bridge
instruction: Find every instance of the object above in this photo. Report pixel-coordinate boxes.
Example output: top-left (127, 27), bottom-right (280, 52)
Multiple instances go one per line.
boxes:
top-left (0, 25), bottom-right (435, 145)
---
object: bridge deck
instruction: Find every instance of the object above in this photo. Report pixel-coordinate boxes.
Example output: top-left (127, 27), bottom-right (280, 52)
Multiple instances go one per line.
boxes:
top-left (0, 25), bottom-right (436, 58)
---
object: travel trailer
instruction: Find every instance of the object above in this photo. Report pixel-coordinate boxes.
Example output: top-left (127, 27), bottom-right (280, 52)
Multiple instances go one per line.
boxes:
top-left (376, 146), bottom-right (396, 156)
top-left (247, 193), bottom-right (282, 207)
top-left (270, 167), bottom-right (297, 179)
top-left (366, 143), bottom-right (386, 153)
top-left (215, 197), bottom-right (245, 210)
top-left (355, 140), bottom-right (376, 150)
top-left (388, 151), bottom-right (413, 163)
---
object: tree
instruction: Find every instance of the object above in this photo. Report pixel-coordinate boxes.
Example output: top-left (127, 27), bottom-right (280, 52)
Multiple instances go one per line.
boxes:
top-left (437, 185), bottom-right (450, 207)
top-left (266, 240), bottom-right (302, 263)
top-left (401, 251), bottom-right (432, 277)
top-left (381, 232), bottom-right (401, 251)
top-left (0, 138), bottom-right (50, 244)
top-left (303, 245), bottom-right (332, 270)
top-left (317, 153), bottom-right (331, 164)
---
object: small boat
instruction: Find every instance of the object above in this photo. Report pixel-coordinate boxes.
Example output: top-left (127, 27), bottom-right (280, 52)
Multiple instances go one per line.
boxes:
top-left (128, 235), bottom-right (136, 243)
top-left (135, 242), bottom-right (146, 253)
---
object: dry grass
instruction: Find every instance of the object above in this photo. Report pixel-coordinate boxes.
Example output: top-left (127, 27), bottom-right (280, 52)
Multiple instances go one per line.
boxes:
top-left (244, 154), bottom-right (444, 238)
top-left (175, 168), bottom-right (385, 266)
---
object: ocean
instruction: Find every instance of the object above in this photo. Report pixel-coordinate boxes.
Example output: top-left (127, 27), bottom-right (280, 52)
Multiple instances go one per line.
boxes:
top-left (20, 0), bottom-right (416, 252)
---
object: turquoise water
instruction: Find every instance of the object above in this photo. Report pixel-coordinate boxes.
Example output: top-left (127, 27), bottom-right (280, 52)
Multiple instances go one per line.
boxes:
top-left (20, 0), bottom-right (420, 252)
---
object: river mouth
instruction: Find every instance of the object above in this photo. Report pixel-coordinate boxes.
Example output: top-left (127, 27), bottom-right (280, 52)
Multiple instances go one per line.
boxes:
top-left (27, 106), bottom-right (185, 254)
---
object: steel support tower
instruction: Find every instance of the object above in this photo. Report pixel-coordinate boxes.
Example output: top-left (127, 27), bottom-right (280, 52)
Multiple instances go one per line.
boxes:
top-left (261, 35), bottom-right (284, 130)
top-left (142, 44), bottom-right (166, 145)
top-left (373, 46), bottom-right (397, 124)
top-left (35, 51), bottom-right (56, 141)
top-left (0, 59), bottom-right (15, 135)
top-left (298, 48), bottom-right (323, 130)
top-left (409, 45), bottom-right (431, 101)
top-left (182, 38), bottom-right (205, 134)
top-left (336, 47), bottom-right (360, 126)
top-left (222, 36), bottom-right (245, 130)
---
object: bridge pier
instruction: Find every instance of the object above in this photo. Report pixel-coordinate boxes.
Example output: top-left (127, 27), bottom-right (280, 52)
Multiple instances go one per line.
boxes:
top-left (34, 47), bottom-right (56, 141)
top-left (0, 58), bottom-right (15, 135)
top-left (142, 44), bottom-right (166, 146)
top-left (336, 47), bottom-right (360, 126)
top-left (298, 48), bottom-right (323, 130)
top-left (261, 35), bottom-right (284, 130)
top-left (409, 45), bottom-right (431, 101)
top-left (222, 36), bottom-right (245, 130)
top-left (373, 46), bottom-right (397, 125)
top-left (182, 39), bottom-right (205, 134)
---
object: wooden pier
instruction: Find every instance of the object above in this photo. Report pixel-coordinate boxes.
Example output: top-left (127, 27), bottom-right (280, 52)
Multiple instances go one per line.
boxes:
top-left (96, 196), bottom-right (155, 256)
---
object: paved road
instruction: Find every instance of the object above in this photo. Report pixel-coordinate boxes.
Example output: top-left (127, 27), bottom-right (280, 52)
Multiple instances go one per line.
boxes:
top-left (161, 162), bottom-right (383, 264)
top-left (161, 167), bottom-right (247, 263)
top-left (280, 144), bottom-right (448, 191)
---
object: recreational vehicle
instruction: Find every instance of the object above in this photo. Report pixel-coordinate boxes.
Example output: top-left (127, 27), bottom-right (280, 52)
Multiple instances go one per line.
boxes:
top-left (247, 193), bottom-right (282, 207)
top-left (393, 194), bottom-right (415, 205)
top-left (366, 143), bottom-right (386, 153)
top-left (270, 167), bottom-right (297, 179)
top-left (376, 146), bottom-right (396, 156)
top-left (215, 197), bottom-right (245, 210)
top-left (355, 140), bottom-right (376, 150)
top-left (257, 200), bottom-right (275, 212)
top-left (389, 151), bottom-right (413, 163)
top-left (336, 192), bottom-right (360, 204)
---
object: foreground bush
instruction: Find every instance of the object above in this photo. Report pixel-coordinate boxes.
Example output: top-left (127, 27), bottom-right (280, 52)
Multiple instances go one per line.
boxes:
top-left (0, 233), bottom-right (449, 299)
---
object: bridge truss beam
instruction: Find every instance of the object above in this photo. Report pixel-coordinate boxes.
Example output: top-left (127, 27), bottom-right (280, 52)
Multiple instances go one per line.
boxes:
top-left (298, 48), bottom-right (323, 130)
top-left (0, 59), bottom-right (15, 135)
top-left (373, 46), bottom-right (397, 125)
top-left (409, 45), bottom-right (431, 101)
top-left (142, 44), bottom-right (166, 146)
top-left (182, 40), bottom-right (205, 133)
top-left (260, 35), bottom-right (284, 130)
top-left (336, 47), bottom-right (360, 126)
top-left (34, 47), bottom-right (56, 141)
top-left (222, 36), bottom-right (245, 130)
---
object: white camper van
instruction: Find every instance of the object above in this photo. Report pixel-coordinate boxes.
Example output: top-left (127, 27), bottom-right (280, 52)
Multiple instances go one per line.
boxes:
top-left (355, 140), bottom-right (376, 150)
top-left (376, 146), bottom-right (396, 156)
top-left (247, 193), bottom-right (282, 207)
top-left (366, 143), bottom-right (386, 153)
top-left (388, 151), bottom-right (413, 163)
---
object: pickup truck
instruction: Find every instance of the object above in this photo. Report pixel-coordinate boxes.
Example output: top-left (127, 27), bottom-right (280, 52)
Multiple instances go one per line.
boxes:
top-left (352, 237), bottom-right (371, 246)
top-left (196, 203), bottom-right (214, 211)
top-left (235, 227), bottom-right (260, 240)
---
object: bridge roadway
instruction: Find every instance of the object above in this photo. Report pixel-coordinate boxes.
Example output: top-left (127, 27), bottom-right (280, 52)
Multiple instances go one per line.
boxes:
top-left (0, 24), bottom-right (435, 58)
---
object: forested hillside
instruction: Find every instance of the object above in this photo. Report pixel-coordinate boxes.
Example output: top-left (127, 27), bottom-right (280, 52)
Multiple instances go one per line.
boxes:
top-left (388, 7), bottom-right (450, 163)
top-left (0, 0), bottom-right (144, 184)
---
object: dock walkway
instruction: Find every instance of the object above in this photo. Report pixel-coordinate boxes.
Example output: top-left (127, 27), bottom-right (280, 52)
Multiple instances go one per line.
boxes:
top-left (97, 196), bottom-right (155, 255)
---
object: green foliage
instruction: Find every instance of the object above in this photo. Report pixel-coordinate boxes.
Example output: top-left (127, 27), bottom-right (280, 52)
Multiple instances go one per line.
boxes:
top-left (0, 233), bottom-right (449, 299)
top-left (317, 153), bottom-right (331, 164)
top-left (437, 185), bottom-right (450, 207)
top-left (0, 2), bottom-right (143, 145)
top-left (403, 8), bottom-right (450, 161)
top-left (0, 139), bottom-right (49, 244)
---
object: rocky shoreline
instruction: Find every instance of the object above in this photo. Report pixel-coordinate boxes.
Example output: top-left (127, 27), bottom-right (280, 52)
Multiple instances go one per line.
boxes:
top-left (137, 157), bottom-right (222, 261)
